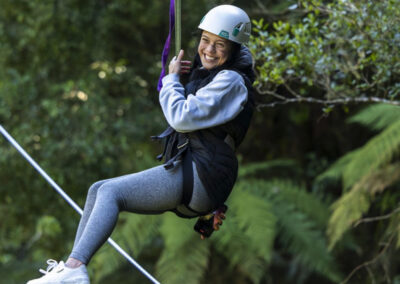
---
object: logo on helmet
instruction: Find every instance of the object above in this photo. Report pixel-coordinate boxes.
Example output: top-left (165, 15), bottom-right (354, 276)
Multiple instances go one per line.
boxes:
top-left (218, 30), bottom-right (229, 39)
top-left (233, 23), bottom-right (243, 37)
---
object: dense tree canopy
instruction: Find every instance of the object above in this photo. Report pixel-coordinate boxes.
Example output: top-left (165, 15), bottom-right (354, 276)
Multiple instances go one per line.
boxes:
top-left (0, 0), bottom-right (399, 283)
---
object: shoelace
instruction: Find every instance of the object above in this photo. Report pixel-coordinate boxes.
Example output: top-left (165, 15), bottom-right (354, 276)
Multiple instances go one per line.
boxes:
top-left (39, 259), bottom-right (64, 275)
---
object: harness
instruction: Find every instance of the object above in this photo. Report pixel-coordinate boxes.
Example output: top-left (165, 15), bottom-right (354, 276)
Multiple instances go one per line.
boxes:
top-left (152, 127), bottom-right (206, 218)
top-left (152, 103), bottom-right (242, 219)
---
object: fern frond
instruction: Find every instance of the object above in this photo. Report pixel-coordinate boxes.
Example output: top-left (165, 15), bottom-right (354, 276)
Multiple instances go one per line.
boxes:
top-left (328, 163), bottom-right (400, 249)
top-left (273, 199), bottom-right (341, 282)
top-left (228, 182), bottom-right (276, 262)
top-left (238, 159), bottom-right (301, 179)
top-left (156, 213), bottom-right (209, 284)
top-left (117, 213), bottom-right (161, 256)
top-left (90, 242), bottom-right (127, 283)
top-left (267, 180), bottom-right (330, 228)
top-left (343, 119), bottom-right (400, 189)
top-left (234, 178), bottom-right (340, 281)
top-left (213, 215), bottom-right (267, 283)
top-left (90, 214), bottom-right (161, 282)
top-left (314, 150), bottom-right (360, 191)
top-left (327, 184), bottom-right (369, 250)
top-left (240, 179), bottom-right (330, 228)
top-left (348, 104), bottom-right (400, 131)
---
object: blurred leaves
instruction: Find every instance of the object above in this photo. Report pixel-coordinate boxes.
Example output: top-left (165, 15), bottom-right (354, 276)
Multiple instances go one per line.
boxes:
top-left (1, 0), bottom-right (400, 284)
top-left (250, 0), bottom-right (400, 107)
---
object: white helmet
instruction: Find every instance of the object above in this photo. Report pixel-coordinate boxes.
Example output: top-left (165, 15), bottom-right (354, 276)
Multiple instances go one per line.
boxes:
top-left (198, 5), bottom-right (251, 44)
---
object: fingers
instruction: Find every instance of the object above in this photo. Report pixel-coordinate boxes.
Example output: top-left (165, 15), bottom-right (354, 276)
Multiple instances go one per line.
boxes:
top-left (169, 50), bottom-right (192, 75)
top-left (180, 61), bottom-right (191, 68)
top-left (213, 215), bottom-right (223, 231)
top-left (179, 59), bottom-right (191, 74)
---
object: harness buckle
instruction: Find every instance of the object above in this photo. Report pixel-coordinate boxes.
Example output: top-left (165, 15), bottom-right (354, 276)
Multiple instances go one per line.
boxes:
top-left (177, 138), bottom-right (189, 149)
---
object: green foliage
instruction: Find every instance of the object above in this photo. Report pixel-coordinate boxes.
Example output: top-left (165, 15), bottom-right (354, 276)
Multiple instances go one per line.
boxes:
top-left (90, 214), bottom-right (161, 282)
top-left (238, 159), bottom-right (301, 178)
top-left (315, 149), bottom-right (361, 189)
top-left (263, 180), bottom-right (340, 282)
top-left (328, 162), bottom-right (400, 248)
top-left (249, 0), bottom-right (400, 105)
top-left (2, 0), bottom-right (400, 283)
top-left (319, 104), bottom-right (400, 252)
top-left (348, 104), bottom-right (400, 131)
top-left (342, 119), bottom-right (400, 189)
top-left (229, 186), bottom-right (276, 263)
top-left (227, 163), bottom-right (340, 283)
top-left (156, 214), bottom-right (210, 284)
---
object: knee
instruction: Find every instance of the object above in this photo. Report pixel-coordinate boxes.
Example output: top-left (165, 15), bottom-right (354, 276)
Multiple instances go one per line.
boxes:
top-left (96, 182), bottom-right (123, 207)
top-left (87, 180), bottom-right (105, 198)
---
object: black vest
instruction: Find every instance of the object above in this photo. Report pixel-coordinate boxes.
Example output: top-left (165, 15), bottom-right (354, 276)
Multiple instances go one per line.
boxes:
top-left (153, 46), bottom-right (255, 214)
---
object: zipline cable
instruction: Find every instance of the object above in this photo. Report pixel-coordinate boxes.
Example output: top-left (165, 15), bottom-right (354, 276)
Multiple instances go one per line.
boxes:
top-left (0, 124), bottom-right (160, 284)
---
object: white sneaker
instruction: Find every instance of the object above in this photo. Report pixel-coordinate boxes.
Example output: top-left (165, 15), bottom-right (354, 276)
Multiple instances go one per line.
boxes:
top-left (27, 259), bottom-right (90, 284)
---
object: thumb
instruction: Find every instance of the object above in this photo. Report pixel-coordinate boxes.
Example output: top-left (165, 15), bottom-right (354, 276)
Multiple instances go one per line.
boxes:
top-left (176, 49), bottom-right (184, 61)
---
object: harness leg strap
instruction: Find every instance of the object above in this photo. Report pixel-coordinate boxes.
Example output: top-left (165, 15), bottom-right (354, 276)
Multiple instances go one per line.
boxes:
top-left (181, 146), bottom-right (203, 216)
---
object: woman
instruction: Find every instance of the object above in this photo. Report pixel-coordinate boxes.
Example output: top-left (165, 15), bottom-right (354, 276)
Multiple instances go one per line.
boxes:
top-left (27, 4), bottom-right (254, 284)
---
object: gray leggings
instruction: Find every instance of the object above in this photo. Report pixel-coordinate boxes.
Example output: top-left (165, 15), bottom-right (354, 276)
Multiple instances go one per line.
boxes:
top-left (69, 162), bottom-right (212, 264)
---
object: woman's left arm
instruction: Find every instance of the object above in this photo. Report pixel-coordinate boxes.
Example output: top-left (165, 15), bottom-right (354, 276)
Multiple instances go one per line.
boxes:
top-left (159, 70), bottom-right (248, 132)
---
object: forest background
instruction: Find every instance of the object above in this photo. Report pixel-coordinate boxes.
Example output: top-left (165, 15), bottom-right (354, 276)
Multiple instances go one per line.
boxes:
top-left (0, 0), bottom-right (399, 283)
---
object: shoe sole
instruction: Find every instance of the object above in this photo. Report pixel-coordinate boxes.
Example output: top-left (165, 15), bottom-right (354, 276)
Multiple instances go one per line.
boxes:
top-left (27, 280), bottom-right (89, 284)
top-left (62, 280), bottom-right (90, 284)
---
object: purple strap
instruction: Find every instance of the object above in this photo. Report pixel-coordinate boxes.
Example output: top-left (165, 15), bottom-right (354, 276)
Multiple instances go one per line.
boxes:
top-left (157, 0), bottom-right (175, 91)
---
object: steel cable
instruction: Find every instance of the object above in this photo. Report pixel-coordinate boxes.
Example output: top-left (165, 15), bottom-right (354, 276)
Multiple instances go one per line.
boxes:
top-left (0, 125), bottom-right (160, 284)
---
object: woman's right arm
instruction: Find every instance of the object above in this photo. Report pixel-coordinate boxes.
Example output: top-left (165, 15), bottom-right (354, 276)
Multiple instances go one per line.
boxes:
top-left (159, 70), bottom-right (248, 133)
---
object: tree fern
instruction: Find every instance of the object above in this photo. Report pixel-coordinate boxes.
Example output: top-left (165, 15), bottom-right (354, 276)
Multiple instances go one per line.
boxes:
top-left (156, 213), bottom-right (210, 284)
top-left (343, 119), bottom-right (400, 189)
top-left (328, 163), bottom-right (400, 249)
top-left (317, 109), bottom-right (400, 191)
top-left (266, 180), bottom-right (330, 228)
top-left (213, 213), bottom-right (267, 283)
top-left (117, 214), bottom-right (161, 256)
top-left (237, 178), bottom-right (330, 229)
top-left (318, 105), bottom-right (400, 249)
top-left (89, 243), bottom-right (127, 283)
top-left (314, 149), bottom-right (360, 191)
top-left (271, 195), bottom-right (341, 283)
top-left (347, 104), bottom-right (400, 131)
top-left (229, 175), bottom-right (340, 282)
top-left (228, 183), bottom-right (276, 262)
top-left (90, 214), bottom-right (161, 282)
top-left (238, 159), bottom-right (301, 179)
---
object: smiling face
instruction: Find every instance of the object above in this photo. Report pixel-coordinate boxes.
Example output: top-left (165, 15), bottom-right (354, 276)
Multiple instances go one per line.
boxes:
top-left (198, 31), bottom-right (232, 70)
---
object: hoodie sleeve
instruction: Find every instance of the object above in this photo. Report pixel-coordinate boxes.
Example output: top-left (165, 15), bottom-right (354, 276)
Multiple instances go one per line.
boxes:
top-left (159, 70), bottom-right (248, 133)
